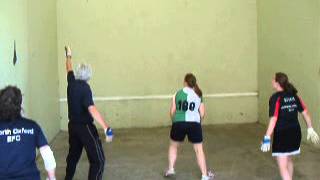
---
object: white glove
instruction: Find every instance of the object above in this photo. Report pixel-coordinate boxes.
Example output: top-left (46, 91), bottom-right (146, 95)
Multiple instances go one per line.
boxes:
top-left (307, 128), bottom-right (320, 144)
top-left (46, 178), bottom-right (56, 180)
top-left (65, 46), bottom-right (72, 57)
top-left (260, 136), bottom-right (271, 152)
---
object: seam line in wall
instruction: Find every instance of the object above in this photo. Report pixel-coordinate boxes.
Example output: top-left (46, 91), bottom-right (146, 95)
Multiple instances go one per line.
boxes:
top-left (59, 92), bottom-right (258, 102)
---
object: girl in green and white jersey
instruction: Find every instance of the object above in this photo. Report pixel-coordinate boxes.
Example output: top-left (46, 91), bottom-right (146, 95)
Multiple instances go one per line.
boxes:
top-left (165, 73), bottom-right (214, 180)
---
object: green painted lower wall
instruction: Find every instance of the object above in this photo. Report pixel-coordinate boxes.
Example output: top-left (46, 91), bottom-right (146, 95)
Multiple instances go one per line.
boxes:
top-left (257, 1), bottom-right (320, 137)
top-left (0, 0), bottom-right (60, 141)
top-left (57, 0), bottom-right (258, 129)
top-left (60, 96), bottom-right (257, 130)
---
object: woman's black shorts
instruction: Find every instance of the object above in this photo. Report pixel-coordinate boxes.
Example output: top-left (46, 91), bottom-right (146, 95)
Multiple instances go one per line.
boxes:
top-left (170, 122), bottom-right (203, 144)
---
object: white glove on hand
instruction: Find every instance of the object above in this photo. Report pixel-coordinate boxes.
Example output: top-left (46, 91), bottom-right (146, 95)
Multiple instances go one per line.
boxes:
top-left (260, 136), bottom-right (271, 152)
top-left (307, 128), bottom-right (320, 144)
top-left (65, 46), bottom-right (72, 57)
top-left (46, 178), bottom-right (56, 180)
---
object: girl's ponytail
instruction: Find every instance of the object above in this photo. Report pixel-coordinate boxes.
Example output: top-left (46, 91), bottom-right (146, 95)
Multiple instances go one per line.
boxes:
top-left (275, 72), bottom-right (298, 95)
top-left (284, 82), bottom-right (298, 95)
top-left (194, 83), bottom-right (203, 98)
top-left (184, 73), bottom-right (203, 97)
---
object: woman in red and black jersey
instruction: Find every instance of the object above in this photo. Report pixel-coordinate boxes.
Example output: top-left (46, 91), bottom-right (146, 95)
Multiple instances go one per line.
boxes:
top-left (260, 72), bottom-right (319, 180)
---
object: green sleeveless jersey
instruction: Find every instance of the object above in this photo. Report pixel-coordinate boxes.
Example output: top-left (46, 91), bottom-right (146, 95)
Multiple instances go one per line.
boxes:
top-left (173, 87), bottom-right (203, 123)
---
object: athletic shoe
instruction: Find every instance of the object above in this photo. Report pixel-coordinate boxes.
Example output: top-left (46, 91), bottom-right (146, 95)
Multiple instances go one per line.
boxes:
top-left (164, 169), bottom-right (176, 178)
top-left (201, 170), bottom-right (215, 180)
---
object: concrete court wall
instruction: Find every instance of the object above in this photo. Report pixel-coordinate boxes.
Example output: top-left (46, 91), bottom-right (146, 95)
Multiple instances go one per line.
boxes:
top-left (57, 0), bottom-right (258, 130)
top-left (257, 0), bottom-right (320, 138)
top-left (0, 0), bottom-right (60, 141)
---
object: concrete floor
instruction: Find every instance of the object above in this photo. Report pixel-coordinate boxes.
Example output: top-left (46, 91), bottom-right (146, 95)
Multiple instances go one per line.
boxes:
top-left (38, 123), bottom-right (320, 180)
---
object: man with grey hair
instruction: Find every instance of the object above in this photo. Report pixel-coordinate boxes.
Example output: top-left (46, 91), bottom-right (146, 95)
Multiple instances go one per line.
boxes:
top-left (74, 63), bottom-right (92, 82)
top-left (64, 46), bottom-right (113, 180)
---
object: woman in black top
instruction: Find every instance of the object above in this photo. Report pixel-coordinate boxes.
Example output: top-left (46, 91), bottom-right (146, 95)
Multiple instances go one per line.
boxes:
top-left (260, 72), bottom-right (319, 180)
